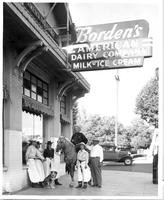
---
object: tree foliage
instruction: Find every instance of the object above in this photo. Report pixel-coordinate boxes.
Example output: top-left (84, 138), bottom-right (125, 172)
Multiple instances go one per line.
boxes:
top-left (75, 113), bottom-right (153, 149)
top-left (126, 118), bottom-right (153, 148)
top-left (74, 77), bottom-right (157, 149)
top-left (77, 114), bottom-right (130, 146)
top-left (135, 77), bottom-right (158, 128)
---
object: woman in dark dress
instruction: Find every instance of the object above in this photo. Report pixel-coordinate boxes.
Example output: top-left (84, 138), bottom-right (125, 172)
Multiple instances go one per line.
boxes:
top-left (43, 141), bottom-right (62, 185)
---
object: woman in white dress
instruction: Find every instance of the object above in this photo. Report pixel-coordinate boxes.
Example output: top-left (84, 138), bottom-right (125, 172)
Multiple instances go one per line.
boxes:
top-left (26, 140), bottom-right (45, 187)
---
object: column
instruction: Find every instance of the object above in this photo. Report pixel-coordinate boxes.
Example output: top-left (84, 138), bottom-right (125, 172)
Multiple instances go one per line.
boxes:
top-left (3, 46), bottom-right (23, 169)
top-left (42, 79), bottom-right (65, 177)
top-left (3, 45), bottom-right (26, 192)
top-left (43, 80), bottom-right (61, 143)
top-left (63, 94), bottom-right (73, 139)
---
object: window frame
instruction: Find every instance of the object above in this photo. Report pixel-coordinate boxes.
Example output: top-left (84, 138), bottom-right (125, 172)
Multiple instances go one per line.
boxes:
top-left (60, 95), bottom-right (67, 115)
top-left (23, 71), bottom-right (49, 106)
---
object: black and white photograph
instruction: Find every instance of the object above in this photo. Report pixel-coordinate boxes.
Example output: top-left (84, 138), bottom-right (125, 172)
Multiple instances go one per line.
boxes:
top-left (1, 0), bottom-right (163, 199)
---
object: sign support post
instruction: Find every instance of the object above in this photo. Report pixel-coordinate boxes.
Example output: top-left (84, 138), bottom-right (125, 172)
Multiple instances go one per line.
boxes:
top-left (115, 69), bottom-right (120, 147)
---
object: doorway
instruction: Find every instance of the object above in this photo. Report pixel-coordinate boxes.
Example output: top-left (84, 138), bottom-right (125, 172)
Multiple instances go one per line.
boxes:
top-left (22, 111), bottom-right (43, 164)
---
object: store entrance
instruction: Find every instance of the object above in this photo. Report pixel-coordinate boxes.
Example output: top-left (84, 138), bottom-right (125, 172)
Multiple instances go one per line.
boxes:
top-left (22, 111), bottom-right (43, 164)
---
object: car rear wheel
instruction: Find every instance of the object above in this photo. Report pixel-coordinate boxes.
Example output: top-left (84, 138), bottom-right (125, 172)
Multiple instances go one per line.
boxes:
top-left (124, 157), bottom-right (132, 166)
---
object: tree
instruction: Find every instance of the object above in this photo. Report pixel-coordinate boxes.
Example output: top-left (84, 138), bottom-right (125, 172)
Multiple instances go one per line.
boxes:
top-left (126, 118), bottom-right (153, 148)
top-left (135, 77), bottom-right (158, 128)
top-left (78, 114), bottom-right (130, 146)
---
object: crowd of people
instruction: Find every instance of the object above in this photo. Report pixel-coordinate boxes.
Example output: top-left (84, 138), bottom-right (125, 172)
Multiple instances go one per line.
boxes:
top-left (25, 140), bottom-right (62, 188)
top-left (25, 127), bottom-right (104, 189)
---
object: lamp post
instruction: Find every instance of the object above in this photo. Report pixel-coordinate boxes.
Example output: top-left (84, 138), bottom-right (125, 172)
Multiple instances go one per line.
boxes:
top-left (115, 69), bottom-right (120, 147)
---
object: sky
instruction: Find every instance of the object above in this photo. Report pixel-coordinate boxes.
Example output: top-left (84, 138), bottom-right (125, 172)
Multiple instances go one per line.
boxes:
top-left (68, 0), bottom-right (160, 126)
top-left (18, 0), bottom-right (162, 136)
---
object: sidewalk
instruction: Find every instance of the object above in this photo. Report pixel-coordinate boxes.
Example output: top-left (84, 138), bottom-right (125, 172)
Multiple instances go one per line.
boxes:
top-left (6, 169), bottom-right (158, 197)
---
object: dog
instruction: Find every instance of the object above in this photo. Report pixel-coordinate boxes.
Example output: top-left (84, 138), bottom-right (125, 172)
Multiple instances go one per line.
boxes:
top-left (43, 171), bottom-right (57, 189)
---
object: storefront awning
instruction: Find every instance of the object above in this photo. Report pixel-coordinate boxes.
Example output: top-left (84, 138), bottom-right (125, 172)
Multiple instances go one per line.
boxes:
top-left (22, 95), bottom-right (54, 116)
top-left (60, 114), bottom-right (70, 124)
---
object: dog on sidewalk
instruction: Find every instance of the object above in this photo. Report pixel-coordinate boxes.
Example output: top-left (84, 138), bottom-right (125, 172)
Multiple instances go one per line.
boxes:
top-left (43, 171), bottom-right (57, 189)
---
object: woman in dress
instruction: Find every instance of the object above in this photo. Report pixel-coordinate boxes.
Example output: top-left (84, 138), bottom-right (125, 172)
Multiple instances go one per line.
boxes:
top-left (26, 140), bottom-right (45, 187)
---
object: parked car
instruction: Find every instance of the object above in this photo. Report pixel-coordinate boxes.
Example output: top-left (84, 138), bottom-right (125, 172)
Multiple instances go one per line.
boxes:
top-left (101, 144), bottom-right (133, 166)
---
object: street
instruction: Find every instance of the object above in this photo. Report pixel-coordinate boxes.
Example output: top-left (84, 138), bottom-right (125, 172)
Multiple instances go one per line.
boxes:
top-left (103, 162), bottom-right (152, 173)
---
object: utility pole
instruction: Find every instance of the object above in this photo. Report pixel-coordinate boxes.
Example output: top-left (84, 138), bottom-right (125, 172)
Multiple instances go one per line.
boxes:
top-left (115, 69), bottom-right (120, 147)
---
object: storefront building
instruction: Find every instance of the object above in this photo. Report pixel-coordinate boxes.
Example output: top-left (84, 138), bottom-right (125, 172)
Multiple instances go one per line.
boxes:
top-left (3, 2), bottom-right (90, 192)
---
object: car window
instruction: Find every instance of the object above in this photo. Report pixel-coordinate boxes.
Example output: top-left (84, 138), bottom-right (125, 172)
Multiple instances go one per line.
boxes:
top-left (102, 146), bottom-right (115, 152)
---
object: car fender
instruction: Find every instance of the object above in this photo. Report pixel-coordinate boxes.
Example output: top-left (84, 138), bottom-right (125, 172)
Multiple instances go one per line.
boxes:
top-left (119, 156), bottom-right (133, 162)
top-left (131, 154), bottom-right (146, 159)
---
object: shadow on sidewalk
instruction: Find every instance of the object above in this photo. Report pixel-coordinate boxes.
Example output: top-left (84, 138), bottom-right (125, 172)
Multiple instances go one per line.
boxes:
top-left (5, 170), bottom-right (158, 197)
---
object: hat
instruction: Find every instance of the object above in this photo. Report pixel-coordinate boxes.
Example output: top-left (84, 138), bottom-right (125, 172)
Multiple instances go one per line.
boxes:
top-left (92, 137), bottom-right (99, 142)
top-left (79, 142), bottom-right (86, 146)
top-left (36, 141), bottom-right (41, 145)
top-left (29, 140), bottom-right (36, 144)
top-left (47, 141), bottom-right (53, 145)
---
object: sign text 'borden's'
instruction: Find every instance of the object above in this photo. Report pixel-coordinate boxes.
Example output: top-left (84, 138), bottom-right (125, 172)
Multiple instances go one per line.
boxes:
top-left (76, 19), bottom-right (149, 43)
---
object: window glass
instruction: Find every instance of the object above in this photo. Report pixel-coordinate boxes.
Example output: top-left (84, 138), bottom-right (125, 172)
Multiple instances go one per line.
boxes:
top-left (43, 83), bottom-right (48, 91)
top-left (43, 91), bottom-right (48, 98)
top-left (31, 92), bottom-right (36, 100)
top-left (60, 95), bottom-right (67, 114)
top-left (37, 80), bottom-right (42, 88)
top-left (43, 98), bottom-right (47, 105)
top-left (37, 86), bottom-right (43, 96)
top-left (37, 95), bottom-right (42, 103)
top-left (23, 79), bottom-right (30, 90)
top-left (24, 88), bottom-right (30, 97)
top-left (23, 71), bottom-right (48, 105)
top-left (22, 112), bottom-right (43, 165)
top-left (31, 84), bottom-right (36, 92)
top-left (31, 76), bottom-right (36, 84)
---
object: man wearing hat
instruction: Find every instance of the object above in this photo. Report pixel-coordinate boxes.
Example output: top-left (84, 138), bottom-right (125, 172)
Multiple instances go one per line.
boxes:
top-left (43, 141), bottom-right (62, 185)
top-left (71, 126), bottom-right (88, 152)
top-left (76, 142), bottom-right (91, 189)
top-left (36, 141), bottom-right (42, 150)
top-left (89, 138), bottom-right (103, 188)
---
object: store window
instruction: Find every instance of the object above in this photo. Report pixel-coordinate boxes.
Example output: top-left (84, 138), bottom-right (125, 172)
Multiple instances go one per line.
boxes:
top-left (22, 111), bottom-right (43, 165)
top-left (60, 95), bottom-right (67, 115)
top-left (23, 71), bottom-right (49, 106)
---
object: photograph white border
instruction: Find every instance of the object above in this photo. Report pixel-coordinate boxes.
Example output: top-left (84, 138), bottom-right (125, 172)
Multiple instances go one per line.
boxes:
top-left (0, 0), bottom-right (163, 199)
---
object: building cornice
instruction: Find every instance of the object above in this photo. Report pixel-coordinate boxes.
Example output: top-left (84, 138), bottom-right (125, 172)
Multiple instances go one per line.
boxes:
top-left (6, 2), bottom-right (67, 65)
top-left (5, 2), bottom-right (90, 93)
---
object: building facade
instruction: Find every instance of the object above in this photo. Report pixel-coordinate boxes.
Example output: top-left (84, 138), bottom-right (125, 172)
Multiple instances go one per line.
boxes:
top-left (3, 2), bottom-right (90, 193)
